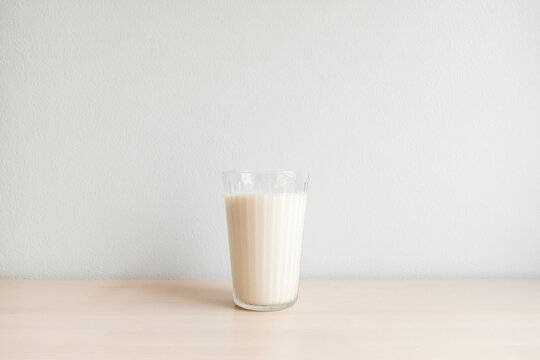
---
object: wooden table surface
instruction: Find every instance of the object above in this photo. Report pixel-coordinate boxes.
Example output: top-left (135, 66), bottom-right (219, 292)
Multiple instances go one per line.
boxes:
top-left (1, 280), bottom-right (539, 359)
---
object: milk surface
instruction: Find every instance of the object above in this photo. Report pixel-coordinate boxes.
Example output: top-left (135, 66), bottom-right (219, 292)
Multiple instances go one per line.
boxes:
top-left (225, 193), bottom-right (307, 306)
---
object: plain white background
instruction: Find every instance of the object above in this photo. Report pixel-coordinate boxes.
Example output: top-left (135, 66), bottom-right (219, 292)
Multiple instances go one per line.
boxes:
top-left (1, 0), bottom-right (539, 279)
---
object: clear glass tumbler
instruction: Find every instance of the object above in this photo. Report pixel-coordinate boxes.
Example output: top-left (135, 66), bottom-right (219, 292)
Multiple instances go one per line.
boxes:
top-left (223, 170), bottom-right (309, 311)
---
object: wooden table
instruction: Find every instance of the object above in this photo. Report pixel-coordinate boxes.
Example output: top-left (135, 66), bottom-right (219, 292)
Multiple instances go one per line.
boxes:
top-left (1, 280), bottom-right (539, 359)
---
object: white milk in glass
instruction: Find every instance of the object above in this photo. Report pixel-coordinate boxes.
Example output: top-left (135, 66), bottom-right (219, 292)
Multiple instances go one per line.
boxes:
top-left (225, 193), bottom-right (307, 307)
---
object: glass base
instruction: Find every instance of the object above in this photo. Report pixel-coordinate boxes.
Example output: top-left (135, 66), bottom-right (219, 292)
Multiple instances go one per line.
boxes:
top-left (233, 295), bottom-right (297, 311)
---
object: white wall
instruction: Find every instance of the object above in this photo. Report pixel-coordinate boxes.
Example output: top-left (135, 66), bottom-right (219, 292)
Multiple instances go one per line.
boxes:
top-left (1, 0), bottom-right (539, 279)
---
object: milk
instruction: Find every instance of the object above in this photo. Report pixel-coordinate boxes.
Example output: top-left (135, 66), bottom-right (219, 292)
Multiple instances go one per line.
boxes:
top-left (225, 193), bottom-right (307, 308)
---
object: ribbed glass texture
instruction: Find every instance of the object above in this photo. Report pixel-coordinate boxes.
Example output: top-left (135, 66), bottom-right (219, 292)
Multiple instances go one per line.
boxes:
top-left (223, 171), bottom-right (309, 311)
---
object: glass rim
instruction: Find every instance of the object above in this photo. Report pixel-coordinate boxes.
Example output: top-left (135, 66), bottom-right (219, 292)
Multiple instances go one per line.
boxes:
top-left (222, 170), bottom-right (309, 179)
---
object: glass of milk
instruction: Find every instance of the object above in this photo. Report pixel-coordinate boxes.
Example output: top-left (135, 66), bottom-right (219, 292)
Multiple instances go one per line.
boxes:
top-left (223, 170), bottom-right (309, 311)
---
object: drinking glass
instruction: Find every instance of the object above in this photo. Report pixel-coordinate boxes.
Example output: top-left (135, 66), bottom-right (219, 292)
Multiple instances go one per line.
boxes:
top-left (223, 170), bottom-right (309, 311)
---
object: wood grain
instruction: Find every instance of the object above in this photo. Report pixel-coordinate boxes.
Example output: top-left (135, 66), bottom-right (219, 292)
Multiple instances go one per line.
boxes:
top-left (1, 280), bottom-right (539, 359)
